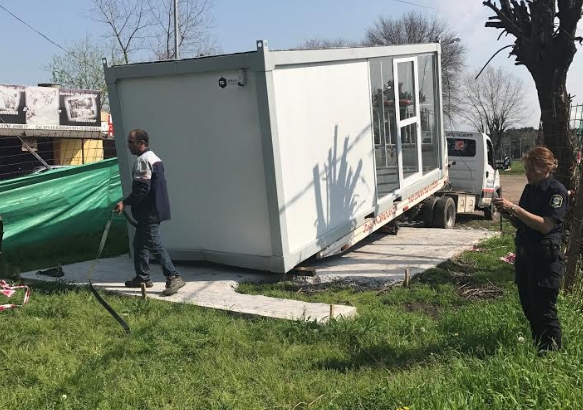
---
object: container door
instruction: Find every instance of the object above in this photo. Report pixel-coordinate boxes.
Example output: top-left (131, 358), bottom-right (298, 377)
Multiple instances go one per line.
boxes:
top-left (393, 57), bottom-right (422, 185)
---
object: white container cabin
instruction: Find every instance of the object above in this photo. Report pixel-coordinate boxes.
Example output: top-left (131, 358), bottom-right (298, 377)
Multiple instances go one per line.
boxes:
top-left (105, 40), bottom-right (448, 273)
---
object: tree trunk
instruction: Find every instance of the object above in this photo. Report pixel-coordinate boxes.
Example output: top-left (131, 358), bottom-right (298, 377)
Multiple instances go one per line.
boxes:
top-left (535, 69), bottom-right (575, 190)
top-left (492, 130), bottom-right (503, 159)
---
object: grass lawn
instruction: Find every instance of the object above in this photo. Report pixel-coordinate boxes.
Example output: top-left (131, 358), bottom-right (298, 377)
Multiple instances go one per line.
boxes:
top-left (501, 160), bottom-right (526, 176)
top-left (1, 224), bottom-right (583, 409)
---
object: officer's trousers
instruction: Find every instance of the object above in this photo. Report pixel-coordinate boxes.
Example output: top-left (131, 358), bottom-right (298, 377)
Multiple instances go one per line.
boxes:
top-left (515, 239), bottom-right (563, 351)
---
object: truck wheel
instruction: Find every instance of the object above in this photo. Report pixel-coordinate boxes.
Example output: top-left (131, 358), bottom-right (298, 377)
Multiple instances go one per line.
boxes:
top-left (421, 197), bottom-right (439, 228)
top-left (484, 190), bottom-right (500, 221)
top-left (433, 197), bottom-right (456, 229)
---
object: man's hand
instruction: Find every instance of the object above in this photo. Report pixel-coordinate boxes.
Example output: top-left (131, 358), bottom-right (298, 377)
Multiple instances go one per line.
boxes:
top-left (114, 201), bottom-right (124, 215)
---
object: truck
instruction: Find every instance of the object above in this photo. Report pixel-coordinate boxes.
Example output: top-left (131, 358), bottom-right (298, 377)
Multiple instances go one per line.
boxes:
top-left (105, 40), bottom-right (491, 272)
top-left (444, 131), bottom-right (502, 220)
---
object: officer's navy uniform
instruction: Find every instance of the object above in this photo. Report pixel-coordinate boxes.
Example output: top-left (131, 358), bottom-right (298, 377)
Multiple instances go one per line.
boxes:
top-left (514, 175), bottom-right (568, 351)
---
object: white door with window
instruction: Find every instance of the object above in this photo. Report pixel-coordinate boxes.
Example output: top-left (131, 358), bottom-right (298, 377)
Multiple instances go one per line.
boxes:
top-left (393, 57), bottom-right (422, 186)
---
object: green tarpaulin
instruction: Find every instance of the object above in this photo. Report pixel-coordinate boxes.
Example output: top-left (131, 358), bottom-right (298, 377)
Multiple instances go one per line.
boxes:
top-left (0, 158), bottom-right (125, 251)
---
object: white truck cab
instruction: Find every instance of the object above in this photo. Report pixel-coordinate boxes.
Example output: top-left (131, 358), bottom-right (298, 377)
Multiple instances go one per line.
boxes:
top-left (444, 131), bottom-right (502, 219)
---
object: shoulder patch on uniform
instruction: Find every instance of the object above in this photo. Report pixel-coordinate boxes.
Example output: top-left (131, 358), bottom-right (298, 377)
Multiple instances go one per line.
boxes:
top-left (550, 194), bottom-right (563, 208)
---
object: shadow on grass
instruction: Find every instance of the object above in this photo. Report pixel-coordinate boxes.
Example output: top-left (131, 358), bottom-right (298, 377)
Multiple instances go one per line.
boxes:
top-left (23, 280), bottom-right (84, 295)
top-left (24, 300), bottom-right (221, 409)
top-left (318, 327), bottom-right (509, 372)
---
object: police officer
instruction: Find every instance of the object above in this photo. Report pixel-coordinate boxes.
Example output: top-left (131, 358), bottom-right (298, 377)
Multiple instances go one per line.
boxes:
top-left (494, 146), bottom-right (568, 353)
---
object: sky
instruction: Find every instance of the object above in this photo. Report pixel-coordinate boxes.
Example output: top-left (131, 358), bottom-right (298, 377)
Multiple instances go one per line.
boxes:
top-left (1, 0), bottom-right (583, 130)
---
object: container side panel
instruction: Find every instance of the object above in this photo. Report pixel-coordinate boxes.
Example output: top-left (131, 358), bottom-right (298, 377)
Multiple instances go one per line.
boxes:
top-left (273, 61), bottom-right (376, 254)
top-left (116, 71), bottom-right (272, 256)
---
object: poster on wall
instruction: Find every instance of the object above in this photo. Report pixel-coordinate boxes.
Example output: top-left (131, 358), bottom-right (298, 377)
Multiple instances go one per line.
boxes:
top-left (59, 89), bottom-right (101, 127)
top-left (0, 84), bottom-right (103, 137)
top-left (0, 84), bottom-right (26, 124)
top-left (25, 86), bottom-right (59, 125)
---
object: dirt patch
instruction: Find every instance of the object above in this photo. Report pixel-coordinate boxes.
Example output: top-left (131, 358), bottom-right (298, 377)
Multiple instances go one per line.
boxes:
top-left (415, 265), bottom-right (506, 301)
top-left (456, 282), bottom-right (505, 300)
top-left (500, 173), bottom-right (527, 204)
top-left (289, 277), bottom-right (402, 295)
top-left (403, 301), bottom-right (441, 319)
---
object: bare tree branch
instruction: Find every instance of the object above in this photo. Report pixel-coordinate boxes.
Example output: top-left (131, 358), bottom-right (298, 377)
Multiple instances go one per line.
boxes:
top-left (296, 38), bottom-right (359, 49)
top-left (458, 66), bottom-right (528, 155)
top-left (483, 0), bottom-right (524, 38)
top-left (148, 0), bottom-right (218, 59)
top-left (91, 0), bottom-right (217, 62)
top-left (363, 12), bottom-right (466, 120)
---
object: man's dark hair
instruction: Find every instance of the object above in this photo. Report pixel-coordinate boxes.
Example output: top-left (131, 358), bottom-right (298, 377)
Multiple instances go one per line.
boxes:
top-left (131, 129), bottom-right (149, 146)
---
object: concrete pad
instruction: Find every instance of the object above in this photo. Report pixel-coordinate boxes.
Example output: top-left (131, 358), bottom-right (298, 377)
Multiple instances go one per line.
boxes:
top-left (307, 227), bottom-right (498, 283)
top-left (21, 257), bottom-right (356, 323)
top-left (20, 227), bottom-right (497, 322)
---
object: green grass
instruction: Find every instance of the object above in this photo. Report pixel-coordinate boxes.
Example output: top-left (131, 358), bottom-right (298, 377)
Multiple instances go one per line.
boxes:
top-left (501, 160), bottom-right (526, 175)
top-left (2, 228), bottom-right (583, 409)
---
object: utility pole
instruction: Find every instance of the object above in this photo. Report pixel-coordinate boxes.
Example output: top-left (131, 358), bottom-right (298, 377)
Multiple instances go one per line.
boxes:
top-left (174, 0), bottom-right (179, 59)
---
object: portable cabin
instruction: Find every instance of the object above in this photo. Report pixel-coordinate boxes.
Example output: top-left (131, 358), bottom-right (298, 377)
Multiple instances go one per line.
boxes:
top-left (105, 40), bottom-right (447, 273)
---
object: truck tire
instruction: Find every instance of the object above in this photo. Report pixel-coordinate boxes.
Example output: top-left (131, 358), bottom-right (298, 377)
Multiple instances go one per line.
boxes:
top-left (433, 197), bottom-right (456, 229)
top-left (421, 197), bottom-right (439, 228)
top-left (484, 190), bottom-right (500, 220)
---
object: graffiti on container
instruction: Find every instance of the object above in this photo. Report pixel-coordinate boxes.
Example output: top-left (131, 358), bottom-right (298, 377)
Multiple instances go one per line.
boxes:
top-left (407, 180), bottom-right (440, 203)
top-left (363, 205), bottom-right (397, 234)
top-left (363, 179), bottom-right (444, 234)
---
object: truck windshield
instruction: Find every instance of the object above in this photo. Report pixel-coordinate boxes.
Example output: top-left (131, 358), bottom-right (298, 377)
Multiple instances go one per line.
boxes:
top-left (447, 138), bottom-right (476, 157)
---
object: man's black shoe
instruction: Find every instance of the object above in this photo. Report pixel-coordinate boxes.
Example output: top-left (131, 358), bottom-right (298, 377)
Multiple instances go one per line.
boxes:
top-left (124, 277), bottom-right (154, 288)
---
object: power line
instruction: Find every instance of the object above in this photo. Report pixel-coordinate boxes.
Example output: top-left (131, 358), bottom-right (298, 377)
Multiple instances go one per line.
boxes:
top-left (392, 0), bottom-right (437, 10)
top-left (0, 3), bottom-right (74, 57)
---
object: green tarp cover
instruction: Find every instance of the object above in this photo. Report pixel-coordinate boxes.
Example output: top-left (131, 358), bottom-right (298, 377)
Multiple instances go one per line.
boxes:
top-left (0, 158), bottom-right (125, 251)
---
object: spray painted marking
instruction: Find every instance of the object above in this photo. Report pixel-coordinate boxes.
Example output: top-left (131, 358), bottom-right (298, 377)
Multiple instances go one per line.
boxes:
top-left (407, 180), bottom-right (440, 203)
top-left (363, 205), bottom-right (398, 234)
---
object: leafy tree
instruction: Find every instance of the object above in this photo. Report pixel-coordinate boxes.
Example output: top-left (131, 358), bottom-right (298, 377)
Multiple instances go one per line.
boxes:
top-left (46, 36), bottom-right (121, 108)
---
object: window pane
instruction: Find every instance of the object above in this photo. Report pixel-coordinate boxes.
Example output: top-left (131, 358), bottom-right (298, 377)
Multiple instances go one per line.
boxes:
top-left (418, 54), bottom-right (440, 173)
top-left (370, 60), bottom-right (383, 146)
top-left (401, 123), bottom-right (419, 178)
top-left (381, 58), bottom-right (397, 146)
top-left (397, 61), bottom-right (416, 121)
top-left (370, 58), bottom-right (399, 197)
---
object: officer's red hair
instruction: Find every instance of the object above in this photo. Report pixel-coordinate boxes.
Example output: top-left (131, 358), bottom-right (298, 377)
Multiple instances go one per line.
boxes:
top-left (521, 146), bottom-right (558, 174)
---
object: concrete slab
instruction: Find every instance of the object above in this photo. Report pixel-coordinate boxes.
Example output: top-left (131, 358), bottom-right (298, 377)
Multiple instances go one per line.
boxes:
top-left (20, 227), bottom-right (497, 322)
top-left (21, 257), bottom-right (356, 323)
top-left (307, 227), bottom-right (498, 283)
